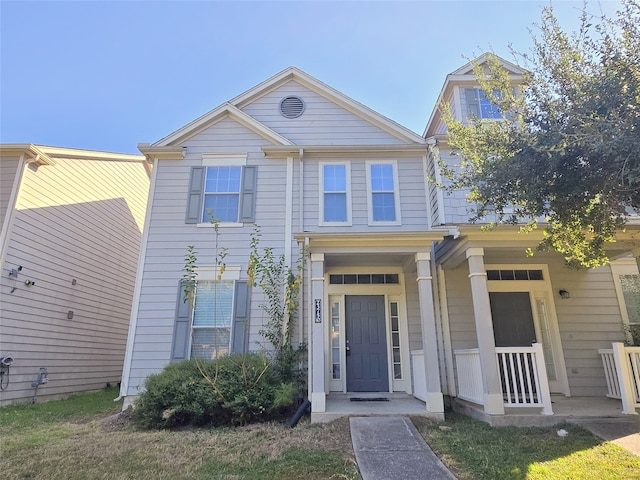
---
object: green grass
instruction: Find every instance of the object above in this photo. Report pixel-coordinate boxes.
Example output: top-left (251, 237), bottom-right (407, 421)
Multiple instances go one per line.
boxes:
top-left (2, 391), bottom-right (639, 479)
top-left (412, 413), bottom-right (640, 480)
top-left (0, 388), bottom-right (359, 480)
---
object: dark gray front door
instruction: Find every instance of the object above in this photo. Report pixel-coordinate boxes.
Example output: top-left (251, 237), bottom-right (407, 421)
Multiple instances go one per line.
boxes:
top-left (489, 292), bottom-right (537, 347)
top-left (346, 295), bottom-right (389, 392)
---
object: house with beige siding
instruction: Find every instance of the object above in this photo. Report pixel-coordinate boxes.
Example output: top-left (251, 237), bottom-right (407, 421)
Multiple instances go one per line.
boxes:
top-left (0, 145), bottom-right (150, 405)
top-left (120, 59), bottom-right (640, 423)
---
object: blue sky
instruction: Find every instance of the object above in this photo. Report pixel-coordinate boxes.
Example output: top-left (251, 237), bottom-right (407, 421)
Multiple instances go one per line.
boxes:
top-left (1, 1), bottom-right (623, 154)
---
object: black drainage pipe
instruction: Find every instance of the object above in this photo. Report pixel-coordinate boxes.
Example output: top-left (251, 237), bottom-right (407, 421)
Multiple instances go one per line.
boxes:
top-left (286, 399), bottom-right (311, 428)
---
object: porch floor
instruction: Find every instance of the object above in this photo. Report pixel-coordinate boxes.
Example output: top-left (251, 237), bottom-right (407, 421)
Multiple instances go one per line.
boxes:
top-left (311, 393), bottom-right (442, 424)
top-left (454, 394), bottom-right (639, 427)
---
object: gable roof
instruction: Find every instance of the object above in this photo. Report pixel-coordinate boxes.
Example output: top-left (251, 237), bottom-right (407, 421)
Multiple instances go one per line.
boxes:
top-left (423, 53), bottom-right (528, 138)
top-left (152, 67), bottom-right (425, 148)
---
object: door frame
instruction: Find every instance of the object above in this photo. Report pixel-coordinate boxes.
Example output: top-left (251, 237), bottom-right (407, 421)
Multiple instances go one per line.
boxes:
top-left (486, 264), bottom-right (570, 395)
top-left (325, 267), bottom-right (410, 394)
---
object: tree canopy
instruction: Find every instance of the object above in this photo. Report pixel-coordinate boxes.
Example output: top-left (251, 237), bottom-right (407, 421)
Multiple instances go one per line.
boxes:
top-left (439, 0), bottom-right (640, 268)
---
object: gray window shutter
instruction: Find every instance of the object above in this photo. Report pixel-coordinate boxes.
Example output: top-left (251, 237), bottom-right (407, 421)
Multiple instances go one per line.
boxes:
top-left (171, 282), bottom-right (193, 362)
top-left (239, 166), bottom-right (257, 223)
top-left (465, 88), bottom-right (480, 118)
top-left (185, 166), bottom-right (205, 224)
top-left (230, 281), bottom-right (250, 354)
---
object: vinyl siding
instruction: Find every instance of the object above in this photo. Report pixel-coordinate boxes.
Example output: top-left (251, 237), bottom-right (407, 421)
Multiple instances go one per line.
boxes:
top-left (0, 156), bottom-right (149, 405)
top-left (127, 120), bottom-right (295, 396)
top-left (241, 80), bottom-right (406, 145)
top-left (302, 156), bottom-right (430, 232)
top-left (0, 155), bottom-right (21, 228)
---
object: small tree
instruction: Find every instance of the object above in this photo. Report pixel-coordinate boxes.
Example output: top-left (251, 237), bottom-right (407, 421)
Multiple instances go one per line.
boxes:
top-left (438, 1), bottom-right (640, 268)
top-left (247, 225), bottom-right (307, 395)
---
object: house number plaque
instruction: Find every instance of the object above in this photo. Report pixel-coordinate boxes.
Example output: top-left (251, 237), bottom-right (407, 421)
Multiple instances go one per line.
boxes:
top-left (314, 299), bottom-right (322, 323)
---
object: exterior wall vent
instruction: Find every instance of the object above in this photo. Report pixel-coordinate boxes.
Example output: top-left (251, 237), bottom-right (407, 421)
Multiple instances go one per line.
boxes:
top-left (279, 96), bottom-right (305, 118)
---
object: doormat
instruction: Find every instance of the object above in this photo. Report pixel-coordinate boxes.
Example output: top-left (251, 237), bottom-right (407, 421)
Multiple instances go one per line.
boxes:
top-left (349, 397), bottom-right (389, 402)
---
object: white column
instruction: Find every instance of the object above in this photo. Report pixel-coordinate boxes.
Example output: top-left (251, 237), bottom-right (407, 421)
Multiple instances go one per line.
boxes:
top-left (310, 253), bottom-right (326, 412)
top-left (415, 252), bottom-right (444, 413)
top-left (466, 248), bottom-right (504, 415)
top-left (612, 342), bottom-right (639, 415)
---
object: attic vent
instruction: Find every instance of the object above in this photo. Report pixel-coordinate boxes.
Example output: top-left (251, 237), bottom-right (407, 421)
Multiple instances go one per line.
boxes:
top-left (279, 96), bottom-right (305, 118)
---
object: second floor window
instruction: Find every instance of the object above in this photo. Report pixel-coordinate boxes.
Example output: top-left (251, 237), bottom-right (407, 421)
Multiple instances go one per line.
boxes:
top-left (203, 166), bottom-right (242, 222)
top-left (465, 88), bottom-right (502, 119)
top-left (368, 162), bottom-right (400, 223)
top-left (321, 163), bottom-right (351, 224)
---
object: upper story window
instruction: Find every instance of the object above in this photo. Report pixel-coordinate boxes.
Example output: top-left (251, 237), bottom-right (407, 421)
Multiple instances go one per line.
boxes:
top-left (367, 160), bottom-right (401, 225)
top-left (185, 155), bottom-right (256, 225)
top-left (465, 88), bottom-right (502, 119)
top-left (320, 162), bottom-right (351, 225)
top-left (203, 166), bottom-right (241, 222)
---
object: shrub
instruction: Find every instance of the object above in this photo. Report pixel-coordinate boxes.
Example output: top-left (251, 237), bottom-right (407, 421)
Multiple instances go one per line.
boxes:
top-left (133, 353), bottom-right (296, 429)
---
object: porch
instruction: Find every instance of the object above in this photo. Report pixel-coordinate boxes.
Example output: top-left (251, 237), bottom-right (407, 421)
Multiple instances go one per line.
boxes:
top-left (311, 392), bottom-right (437, 424)
top-left (452, 342), bottom-right (640, 426)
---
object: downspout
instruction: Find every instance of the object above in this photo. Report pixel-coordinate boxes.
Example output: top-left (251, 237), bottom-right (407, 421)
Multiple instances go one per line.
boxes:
top-left (299, 149), bottom-right (305, 346)
top-left (305, 235), bottom-right (312, 403)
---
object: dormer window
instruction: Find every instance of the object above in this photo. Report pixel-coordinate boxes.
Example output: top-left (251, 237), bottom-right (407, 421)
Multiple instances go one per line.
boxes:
top-left (465, 88), bottom-right (502, 119)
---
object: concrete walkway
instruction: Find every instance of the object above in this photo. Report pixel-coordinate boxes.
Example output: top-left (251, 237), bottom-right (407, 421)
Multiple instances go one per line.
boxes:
top-left (350, 416), bottom-right (457, 480)
top-left (569, 417), bottom-right (640, 456)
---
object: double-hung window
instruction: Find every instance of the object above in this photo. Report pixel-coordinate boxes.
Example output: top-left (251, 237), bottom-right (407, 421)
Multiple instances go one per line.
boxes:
top-left (465, 88), bottom-right (502, 119)
top-left (203, 167), bottom-right (241, 222)
top-left (320, 163), bottom-right (351, 225)
top-left (185, 154), bottom-right (256, 225)
top-left (191, 280), bottom-right (234, 359)
top-left (171, 266), bottom-right (250, 363)
top-left (366, 161), bottom-right (401, 225)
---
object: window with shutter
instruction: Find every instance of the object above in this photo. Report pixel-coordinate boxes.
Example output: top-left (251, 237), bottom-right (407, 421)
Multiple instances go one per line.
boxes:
top-left (185, 164), bottom-right (256, 224)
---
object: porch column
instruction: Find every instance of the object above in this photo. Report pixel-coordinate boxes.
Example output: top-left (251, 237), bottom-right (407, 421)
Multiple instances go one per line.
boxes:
top-left (466, 248), bottom-right (504, 415)
top-left (310, 253), bottom-right (326, 412)
top-left (415, 252), bottom-right (444, 414)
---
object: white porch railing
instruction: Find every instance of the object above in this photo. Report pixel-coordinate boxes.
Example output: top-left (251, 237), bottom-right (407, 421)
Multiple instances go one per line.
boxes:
top-left (598, 342), bottom-right (640, 415)
top-left (453, 349), bottom-right (484, 405)
top-left (454, 343), bottom-right (553, 415)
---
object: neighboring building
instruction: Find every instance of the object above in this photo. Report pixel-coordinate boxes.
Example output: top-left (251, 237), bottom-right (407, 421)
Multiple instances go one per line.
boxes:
top-left (119, 58), bottom-right (640, 422)
top-left (0, 145), bottom-right (150, 405)
top-left (423, 55), bottom-right (640, 421)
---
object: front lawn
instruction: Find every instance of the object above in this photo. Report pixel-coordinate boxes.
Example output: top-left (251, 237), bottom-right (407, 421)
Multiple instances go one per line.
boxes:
top-left (1, 389), bottom-right (639, 479)
top-left (412, 413), bottom-right (640, 480)
top-left (0, 388), bottom-right (358, 480)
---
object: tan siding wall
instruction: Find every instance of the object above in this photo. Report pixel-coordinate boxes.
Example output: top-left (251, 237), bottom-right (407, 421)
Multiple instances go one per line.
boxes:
top-left (241, 80), bottom-right (406, 145)
top-left (0, 156), bottom-right (149, 405)
top-left (0, 155), bottom-right (21, 228)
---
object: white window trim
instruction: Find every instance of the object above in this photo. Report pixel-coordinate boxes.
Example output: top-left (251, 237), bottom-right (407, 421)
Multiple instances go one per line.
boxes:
top-left (611, 258), bottom-right (640, 328)
top-left (202, 154), bottom-right (247, 167)
top-left (198, 154), bottom-right (248, 227)
top-left (319, 161), bottom-right (352, 226)
top-left (366, 160), bottom-right (401, 226)
top-left (196, 265), bottom-right (241, 281)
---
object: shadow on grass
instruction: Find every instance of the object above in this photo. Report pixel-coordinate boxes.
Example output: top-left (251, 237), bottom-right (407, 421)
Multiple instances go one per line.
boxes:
top-left (411, 412), bottom-right (640, 480)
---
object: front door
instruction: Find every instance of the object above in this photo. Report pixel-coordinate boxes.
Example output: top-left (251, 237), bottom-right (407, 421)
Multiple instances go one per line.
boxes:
top-left (345, 295), bottom-right (389, 392)
top-left (489, 291), bottom-right (563, 393)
